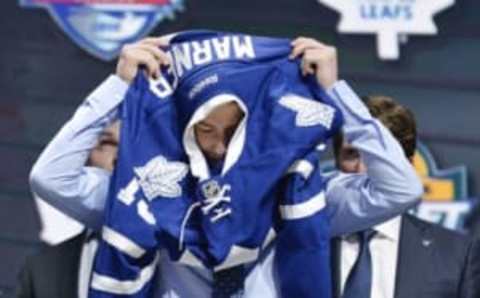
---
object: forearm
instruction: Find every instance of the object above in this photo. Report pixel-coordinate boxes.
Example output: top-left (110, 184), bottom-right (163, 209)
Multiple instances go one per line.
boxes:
top-left (29, 75), bottom-right (128, 229)
top-left (326, 81), bottom-right (423, 236)
top-left (332, 81), bottom-right (421, 195)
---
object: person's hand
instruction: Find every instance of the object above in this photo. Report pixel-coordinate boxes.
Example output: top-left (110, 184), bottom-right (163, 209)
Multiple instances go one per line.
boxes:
top-left (116, 37), bottom-right (171, 84)
top-left (290, 37), bottom-right (338, 90)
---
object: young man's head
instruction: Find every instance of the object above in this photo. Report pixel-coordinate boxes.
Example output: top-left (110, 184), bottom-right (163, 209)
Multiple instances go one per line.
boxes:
top-left (193, 101), bottom-right (245, 165)
top-left (333, 95), bottom-right (417, 173)
top-left (87, 101), bottom-right (244, 173)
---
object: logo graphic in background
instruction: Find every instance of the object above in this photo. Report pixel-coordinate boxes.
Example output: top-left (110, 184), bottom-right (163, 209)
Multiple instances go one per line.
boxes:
top-left (413, 142), bottom-right (467, 200)
top-left (317, 0), bottom-right (455, 60)
top-left (20, 0), bottom-right (184, 61)
top-left (411, 142), bottom-right (473, 230)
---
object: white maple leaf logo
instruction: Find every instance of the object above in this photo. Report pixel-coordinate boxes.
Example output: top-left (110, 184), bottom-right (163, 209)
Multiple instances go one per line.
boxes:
top-left (279, 94), bottom-right (335, 129)
top-left (134, 156), bottom-right (189, 200)
top-left (317, 0), bottom-right (455, 59)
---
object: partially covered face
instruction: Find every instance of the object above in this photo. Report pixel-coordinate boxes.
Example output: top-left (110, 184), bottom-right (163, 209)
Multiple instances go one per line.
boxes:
top-left (88, 120), bottom-right (120, 172)
top-left (193, 101), bottom-right (244, 164)
top-left (337, 141), bottom-right (367, 174)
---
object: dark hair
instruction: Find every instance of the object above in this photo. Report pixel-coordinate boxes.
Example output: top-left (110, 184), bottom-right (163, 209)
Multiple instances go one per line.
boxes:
top-left (363, 95), bottom-right (417, 159)
top-left (332, 130), bottom-right (344, 165)
top-left (333, 95), bottom-right (417, 160)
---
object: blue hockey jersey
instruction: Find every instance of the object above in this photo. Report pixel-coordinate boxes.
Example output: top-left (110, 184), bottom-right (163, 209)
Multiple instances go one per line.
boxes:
top-left (90, 30), bottom-right (343, 298)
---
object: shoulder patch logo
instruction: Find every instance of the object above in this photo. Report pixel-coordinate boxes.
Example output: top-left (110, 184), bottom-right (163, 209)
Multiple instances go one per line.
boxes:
top-left (134, 155), bottom-right (189, 200)
top-left (279, 94), bottom-right (335, 129)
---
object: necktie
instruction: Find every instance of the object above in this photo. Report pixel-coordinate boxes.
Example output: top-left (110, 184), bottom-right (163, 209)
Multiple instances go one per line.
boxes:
top-left (211, 265), bottom-right (245, 298)
top-left (342, 229), bottom-right (377, 298)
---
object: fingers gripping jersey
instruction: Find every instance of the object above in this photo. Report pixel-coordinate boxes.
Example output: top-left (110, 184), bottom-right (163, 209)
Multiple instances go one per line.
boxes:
top-left (90, 31), bottom-right (343, 298)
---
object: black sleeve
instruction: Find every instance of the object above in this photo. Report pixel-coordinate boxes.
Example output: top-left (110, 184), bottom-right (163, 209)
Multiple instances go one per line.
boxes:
top-left (15, 258), bottom-right (34, 298)
top-left (458, 237), bottom-right (480, 298)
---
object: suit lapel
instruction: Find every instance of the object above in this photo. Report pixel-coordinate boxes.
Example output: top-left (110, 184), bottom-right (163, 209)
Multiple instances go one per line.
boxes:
top-left (330, 237), bottom-right (342, 298)
top-left (58, 233), bottom-right (85, 298)
top-left (394, 215), bottom-right (434, 298)
top-left (330, 238), bottom-right (342, 298)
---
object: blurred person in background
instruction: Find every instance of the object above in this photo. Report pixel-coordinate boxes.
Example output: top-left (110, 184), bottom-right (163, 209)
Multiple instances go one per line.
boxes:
top-left (330, 95), bottom-right (480, 298)
top-left (16, 121), bottom-right (120, 298)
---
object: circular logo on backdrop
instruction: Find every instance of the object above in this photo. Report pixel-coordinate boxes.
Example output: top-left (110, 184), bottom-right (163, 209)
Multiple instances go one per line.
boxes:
top-left (20, 0), bottom-right (184, 61)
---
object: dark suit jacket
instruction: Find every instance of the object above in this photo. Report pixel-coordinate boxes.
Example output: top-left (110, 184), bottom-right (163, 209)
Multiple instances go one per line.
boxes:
top-left (331, 214), bottom-right (480, 298)
top-left (15, 232), bottom-right (86, 298)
